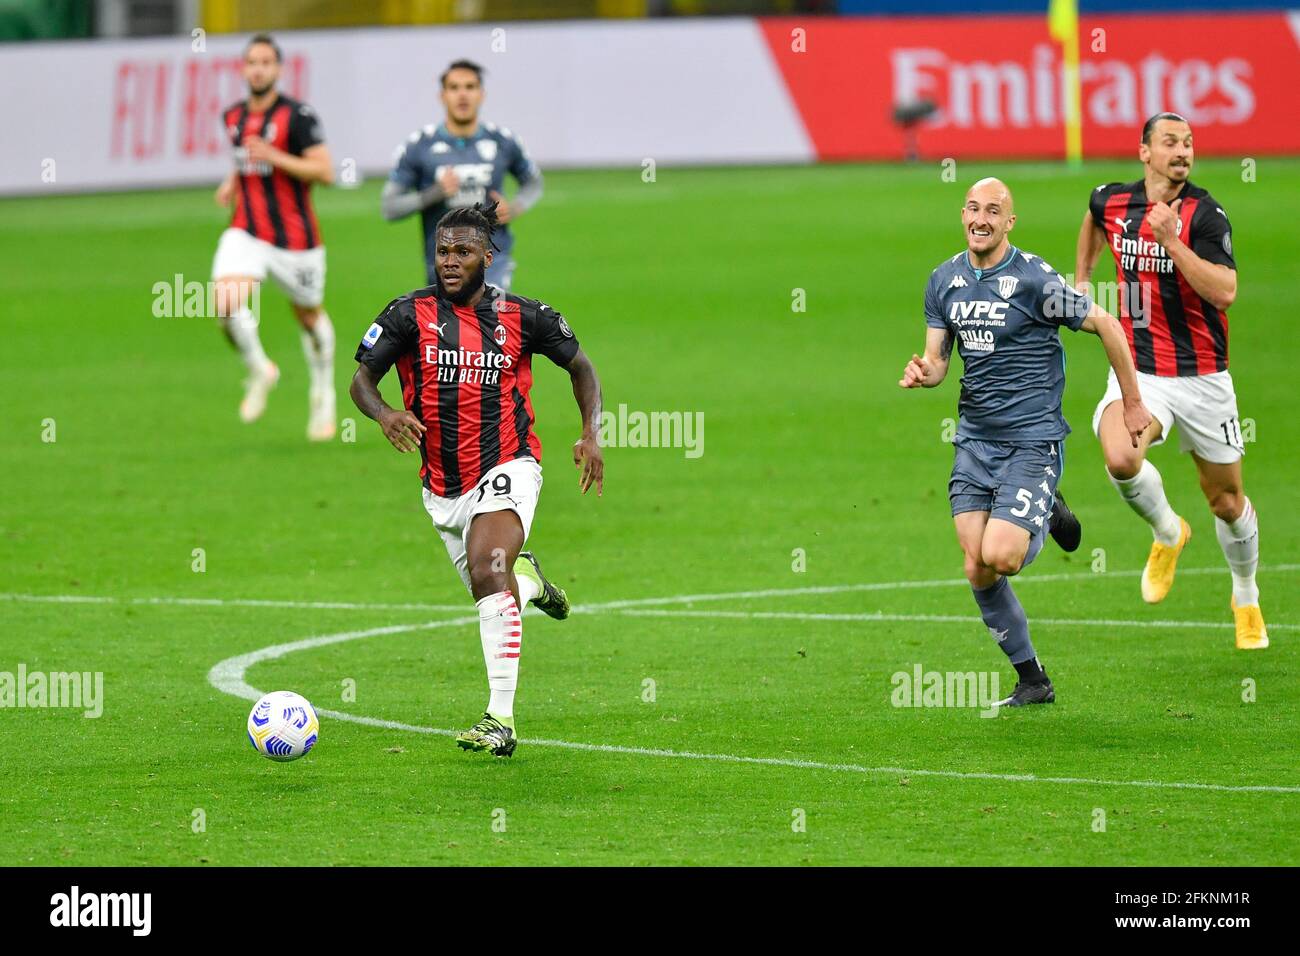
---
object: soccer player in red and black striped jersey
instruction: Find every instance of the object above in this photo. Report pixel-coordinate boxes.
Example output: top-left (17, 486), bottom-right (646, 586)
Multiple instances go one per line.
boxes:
top-left (1076, 112), bottom-right (1266, 649)
top-left (211, 34), bottom-right (338, 441)
top-left (350, 202), bottom-right (604, 757)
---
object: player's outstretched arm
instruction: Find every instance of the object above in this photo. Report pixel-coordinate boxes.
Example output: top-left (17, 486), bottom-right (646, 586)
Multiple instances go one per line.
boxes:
top-left (1080, 304), bottom-right (1152, 447)
top-left (566, 349), bottom-right (604, 497)
top-left (349, 363), bottom-right (426, 453)
top-left (1074, 210), bottom-right (1106, 293)
top-left (380, 180), bottom-right (451, 222)
top-left (899, 327), bottom-right (953, 389)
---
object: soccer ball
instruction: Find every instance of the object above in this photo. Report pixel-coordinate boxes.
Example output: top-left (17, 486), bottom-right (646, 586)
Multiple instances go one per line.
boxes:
top-left (247, 691), bottom-right (319, 762)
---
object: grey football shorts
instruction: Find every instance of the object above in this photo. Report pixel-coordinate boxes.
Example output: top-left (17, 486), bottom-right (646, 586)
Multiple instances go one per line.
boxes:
top-left (949, 437), bottom-right (1064, 537)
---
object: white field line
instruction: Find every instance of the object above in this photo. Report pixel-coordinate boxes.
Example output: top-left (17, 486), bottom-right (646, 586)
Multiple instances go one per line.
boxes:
top-left (611, 608), bottom-right (1300, 631)
top-left (6, 563), bottom-right (1298, 615)
top-left (207, 617), bottom-right (479, 702)
top-left (0, 594), bottom-right (471, 612)
top-left (576, 563), bottom-right (1300, 611)
top-left (207, 610), bottom-right (1300, 796)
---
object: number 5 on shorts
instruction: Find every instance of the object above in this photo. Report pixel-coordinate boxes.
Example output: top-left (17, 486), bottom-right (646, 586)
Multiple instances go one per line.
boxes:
top-left (1009, 488), bottom-right (1033, 518)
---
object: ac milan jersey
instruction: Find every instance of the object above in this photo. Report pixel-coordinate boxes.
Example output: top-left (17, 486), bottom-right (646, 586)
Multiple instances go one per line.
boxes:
top-left (1088, 179), bottom-right (1235, 377)
top-left (355, 284), bottom-right (580, 497)
top-left (223, 94), bottom-right (325, 250)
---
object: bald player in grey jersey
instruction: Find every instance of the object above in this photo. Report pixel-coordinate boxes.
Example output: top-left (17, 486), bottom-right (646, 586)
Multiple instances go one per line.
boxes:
top-left (901, 178), bottom-right (1153, 706)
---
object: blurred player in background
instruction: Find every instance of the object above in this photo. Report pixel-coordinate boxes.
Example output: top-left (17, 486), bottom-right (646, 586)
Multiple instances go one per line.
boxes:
top-left (350, 202), bottom-right (603, 757)
top-left (381, 59), bottom-right (543, 291)
top-left (212, 34), bottom-right (337, 440)
top-left (1075, 113), bottom-right (1265, 649)
top-left (902, 178), bottom-right (1151, 706)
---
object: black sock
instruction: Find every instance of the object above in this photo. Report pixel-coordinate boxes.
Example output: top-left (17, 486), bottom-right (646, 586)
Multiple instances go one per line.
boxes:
top-left (1014, 657), bottom-right (1049, 684)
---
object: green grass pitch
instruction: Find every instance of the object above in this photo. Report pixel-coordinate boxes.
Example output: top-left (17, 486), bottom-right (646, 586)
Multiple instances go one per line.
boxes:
top-left (0, 159), bottom-right (1296, 866)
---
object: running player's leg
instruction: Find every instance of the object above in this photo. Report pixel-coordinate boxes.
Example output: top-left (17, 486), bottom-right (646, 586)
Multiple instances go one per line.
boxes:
top-left (1195, 455), bottom-right (1248, 555)
top-left (456, 459), bottom-right (546, 754)
top-left (951, 440), bottom-right (1051, 704)
top-left (1098, 398), bottom-right (1179, 540)
top-left (1097, 384), bottom-right (1190, 603)
top-left (290, 302), bottom-right (336, 441)
top-left (424, 485), bottom-right (527, 756)
top-left (1193, 454), bottom-right (1265, 647)
top-left (459, 510), bottom-right (525, 755)
top-left (956, 513), bottom-right (1052, 704)
top-left (268, 245), bottom-right (334, 440)
top-left (980, 519), bottom-right (1033, 577)
top-left (212, 228), bottom-right (277, 421)
top-left (1179, 377), bottom-right (1266, 651)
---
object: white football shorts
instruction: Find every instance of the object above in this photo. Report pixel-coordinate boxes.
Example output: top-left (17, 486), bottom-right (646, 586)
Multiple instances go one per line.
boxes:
top-left (421, 456), bottom-right (543, 592)
top-left (212, 227), bottom-right (326, 307)
top-left (1092, 368), bottom-right (1245, 464)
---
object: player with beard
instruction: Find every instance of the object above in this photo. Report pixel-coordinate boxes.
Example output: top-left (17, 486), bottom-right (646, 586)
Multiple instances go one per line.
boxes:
top-left (902, 178), bottom-right (1152, 706)
top-left (350, 202), bottom-right (603, 757)
top-left (212, 34), bottom-right (337, 440)
top-left (381, 59), bottom-right (543, 291)
top-left (1075, 113), bottom-right (1265, 649)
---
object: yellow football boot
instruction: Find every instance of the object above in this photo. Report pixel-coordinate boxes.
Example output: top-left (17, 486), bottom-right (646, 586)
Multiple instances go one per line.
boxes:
top-left (1231, 598), bottom-right (1270, 650)
top-left (1141, 517), bottom-right (1191, 604)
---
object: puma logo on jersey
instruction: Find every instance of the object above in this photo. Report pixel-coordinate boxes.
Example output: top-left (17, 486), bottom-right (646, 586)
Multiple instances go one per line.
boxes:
top-left (1114, 217), bottom-right (1132, 232)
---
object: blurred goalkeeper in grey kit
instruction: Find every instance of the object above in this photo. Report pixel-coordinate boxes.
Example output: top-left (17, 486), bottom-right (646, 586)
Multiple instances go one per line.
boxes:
top-left (381, 59), bottom-right (544, 291)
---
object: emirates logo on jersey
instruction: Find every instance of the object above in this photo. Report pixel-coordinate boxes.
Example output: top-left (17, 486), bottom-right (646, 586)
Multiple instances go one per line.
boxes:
top-left (424, 345), bottom-right (514, 385)
top-left (1112, 232), bottom-right (1175, 275)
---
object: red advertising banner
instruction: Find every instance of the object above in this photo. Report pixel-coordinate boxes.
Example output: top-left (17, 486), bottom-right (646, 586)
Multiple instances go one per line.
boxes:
top-left (760, 13), bottom-right (1300, 160)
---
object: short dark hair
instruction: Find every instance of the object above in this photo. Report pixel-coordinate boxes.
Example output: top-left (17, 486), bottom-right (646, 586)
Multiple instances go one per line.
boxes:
top-left (1142, 111), bottom-right (1189, 144)
top-left (440, 59), bottom-right (484, 88)
top-left (436, 201), bottom-right (500, 251)
top-left (245, 33), bottom-right (283, 62)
